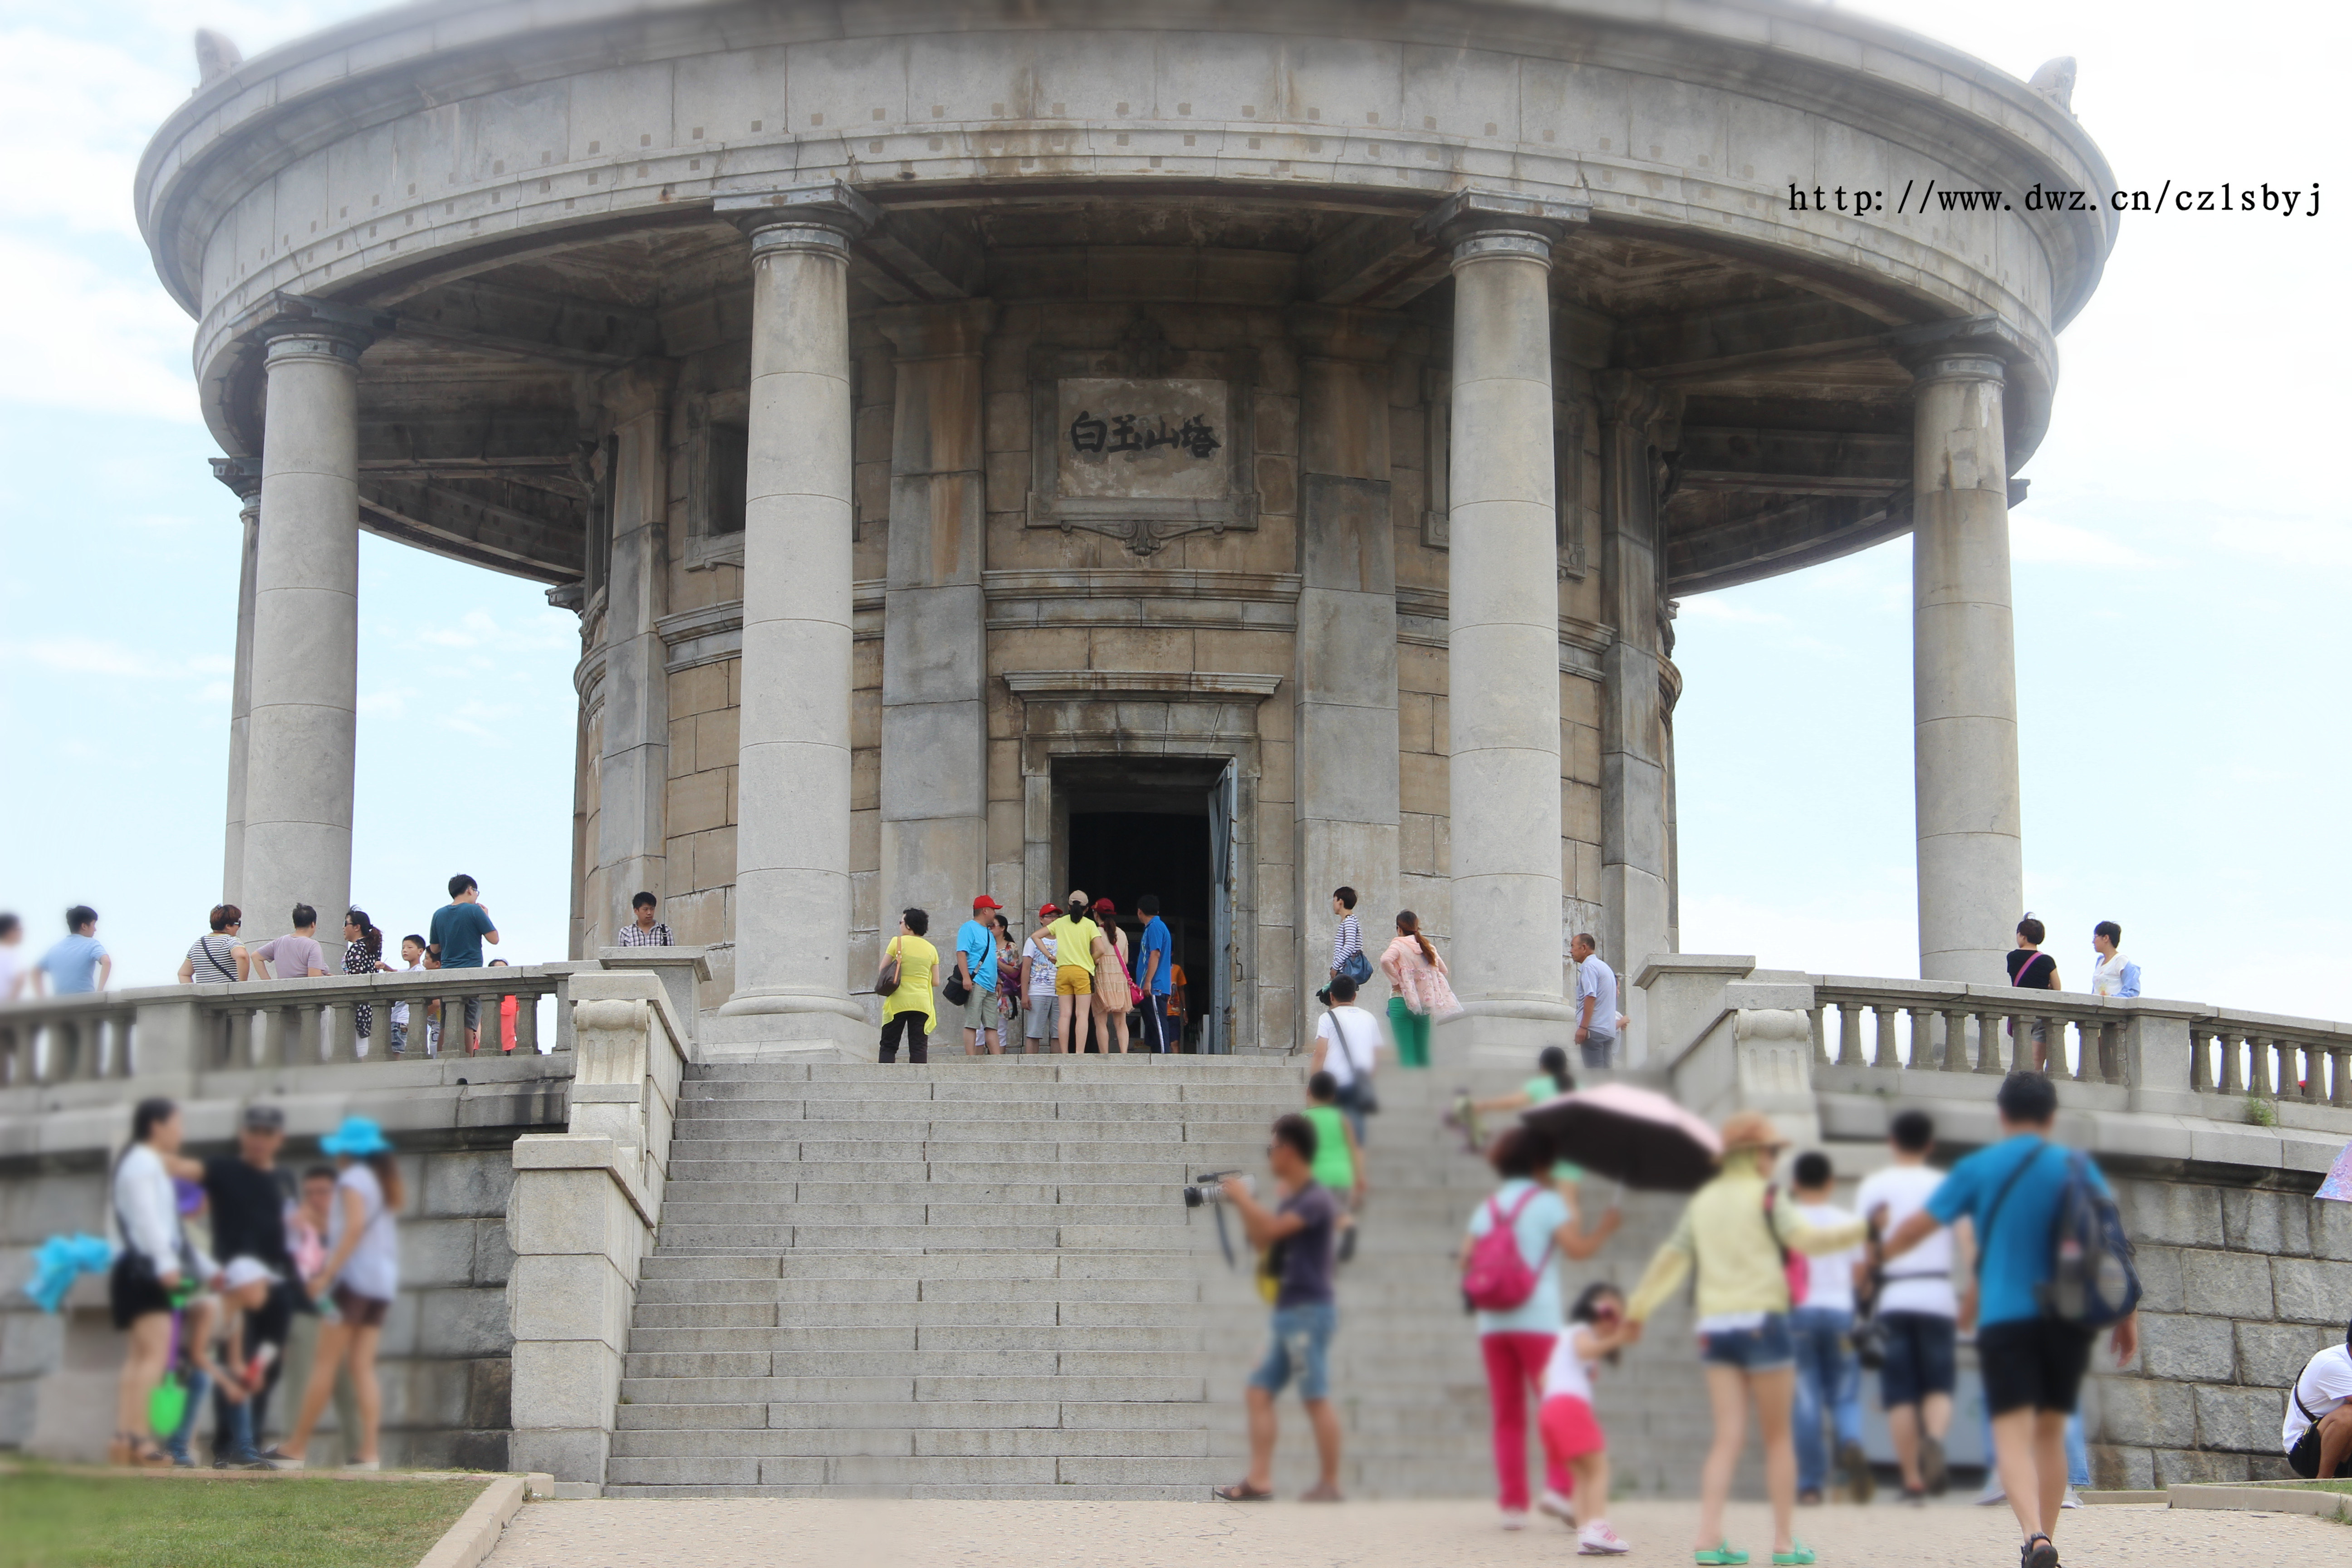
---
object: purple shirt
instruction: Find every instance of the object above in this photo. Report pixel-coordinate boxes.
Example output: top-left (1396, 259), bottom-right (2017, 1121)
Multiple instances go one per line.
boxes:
top-left (255, 933), bottom-right (325, 978)
top-left (1275, 1184), bottom-right (1340, 1308)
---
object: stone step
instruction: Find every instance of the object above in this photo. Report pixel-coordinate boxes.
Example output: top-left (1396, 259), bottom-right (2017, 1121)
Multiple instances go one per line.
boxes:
top-left (656, 1197), bottom-right (1201, 1226)
top-left (674, 1116), bottom-right (1272, 1142)
top-left (615, 1398), bottom-right (1233, 1433)
top-left (634, 1275), bottom-right (1203, 1306)
top-left (651, 1221), bottom-right (1215, 1253)
top-left (610, 1426), bottom-right (1215, 1458)
top-left (669, 1137), bottom-right (1261, 1164)
top-left (617, 1372), bottom-right (1208, 1404)
top-left (680, 1078), bottom-right (1290, 1106)
top-left (632, 1298), bottom-right (1209, 1329)
top-left (665, 1158), bottom-right (1218, 1186)
top-left (599, 1482), bottom-right (1224, 1501)
top-left (627, 1324), bottom-right (1209, 1356)
top-left (659, 1179), bottom-right (1194, 1207)
top-left (626, 1346), bottom-right (1221, 1380)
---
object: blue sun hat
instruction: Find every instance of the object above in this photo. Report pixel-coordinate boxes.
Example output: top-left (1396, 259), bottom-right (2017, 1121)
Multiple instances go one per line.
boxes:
top-left (320, 1115), bottom-right (392, 1157)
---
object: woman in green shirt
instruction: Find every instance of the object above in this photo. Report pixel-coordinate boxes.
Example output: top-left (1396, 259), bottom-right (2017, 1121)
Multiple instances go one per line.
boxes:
top-left (1463, 1047), bottom-right (1586, 1182)
top-left (1304, 1070), bottom-right (1366, 1258)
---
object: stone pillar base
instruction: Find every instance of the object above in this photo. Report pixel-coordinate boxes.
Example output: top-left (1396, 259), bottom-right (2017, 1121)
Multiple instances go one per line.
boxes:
top-left (1428, 1000), bottom-right (1582, 1069)
top-left (701, 1000), bottom-right (870, 1061)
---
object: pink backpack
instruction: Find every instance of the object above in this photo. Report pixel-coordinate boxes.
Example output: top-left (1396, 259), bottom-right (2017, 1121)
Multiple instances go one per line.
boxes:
top-left (1464, 1189), bottom-right (1553, 1311)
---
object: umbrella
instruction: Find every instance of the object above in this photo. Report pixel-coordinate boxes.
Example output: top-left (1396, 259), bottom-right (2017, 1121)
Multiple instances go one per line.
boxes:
top-left (1520, 1082), bottom-right (1723, 1192)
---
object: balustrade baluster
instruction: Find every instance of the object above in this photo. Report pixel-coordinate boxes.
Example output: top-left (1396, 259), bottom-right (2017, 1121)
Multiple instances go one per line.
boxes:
top-left (1808, 1008), bottom-right (1828, 1069)
top-left (2188, 1028), bottom-right (2211, 1092)
top-left (1974, 1010), bottom-right (2002, 1073)
top-left (2219, 1031), bottom-right (2242, 1093)
top-left (515, 988), bottom-right (540, 1054)
top-left (2332, 1047), bottom-right (2351, 1108)
top-left (1838, 1003), bottom-right (1864, 1067)
top-left (2295, 1039), bottom-right (2321, 1103)
top-left (2247, 1033), bottom-right (2272, 1097)
top-left (322, 1002), bottom-right (350, 1063)
top-left (1874, 1006), bottom-right (1900, 1068)
top-left (1939, 1008), bottom-right (1968, 1071)
top-left (2098, 1020), bottom-right (2123, 1086)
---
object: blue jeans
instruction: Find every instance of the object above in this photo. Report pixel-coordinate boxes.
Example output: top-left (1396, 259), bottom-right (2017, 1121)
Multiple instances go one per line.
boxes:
top-left (1978, 1402), bottom-right (2089, 1489)
top-left (1248, 1303), bottom-right (1337, 1401)
top-left (1789, 1306), bottom-right (1864, 1494)
top-left (166, 1369), bottom-right (211, 1464)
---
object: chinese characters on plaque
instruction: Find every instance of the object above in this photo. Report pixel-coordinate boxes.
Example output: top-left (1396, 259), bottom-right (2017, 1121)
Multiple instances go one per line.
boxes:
top-left (1054, 377), bottom-right (1232, 504)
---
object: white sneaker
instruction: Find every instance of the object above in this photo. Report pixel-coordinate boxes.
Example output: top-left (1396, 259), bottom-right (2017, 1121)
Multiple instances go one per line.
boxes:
top-left (1500, 1509), bottom-right (1529, 1531)
top-left (1578, 1522), bottom-right (1633, 1555)
top-left (2061, 1488), bottom-right (2082, 1509)
top-left (1974, 1485), bottom-right (2006, 1505)
top-left (1539, 1489), bottom-right (1577, 1524)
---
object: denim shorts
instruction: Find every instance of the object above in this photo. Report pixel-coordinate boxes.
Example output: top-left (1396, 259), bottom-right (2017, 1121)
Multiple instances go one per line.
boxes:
top-left (1249, 1302), bottom-right (1337, 1401)
top-left (1699, 1313), bottom-right (1794, 1372)
top-left (1876, 1310), bottom-right (1958, 1406)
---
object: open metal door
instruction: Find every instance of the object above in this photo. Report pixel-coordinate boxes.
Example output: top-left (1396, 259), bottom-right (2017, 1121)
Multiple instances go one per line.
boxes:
top-left (1205, 760), bottom-right (1237, 1054)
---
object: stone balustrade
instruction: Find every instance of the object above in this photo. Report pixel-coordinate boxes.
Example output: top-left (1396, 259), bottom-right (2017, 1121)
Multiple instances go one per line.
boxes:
top-left (0, 967), bottom-right (577, 1089)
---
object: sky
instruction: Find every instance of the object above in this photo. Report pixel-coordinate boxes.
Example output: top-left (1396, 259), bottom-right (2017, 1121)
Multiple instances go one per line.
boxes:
top-left (0, 0), bottom-right (2342, 1020)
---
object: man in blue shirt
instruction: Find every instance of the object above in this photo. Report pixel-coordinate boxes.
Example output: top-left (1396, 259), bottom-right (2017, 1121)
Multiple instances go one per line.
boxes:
top-left (1132, 894), bottom-right (1174, 1054)
top-left (953, 896), bottom-right (1003, 1056)
top-left (34, 906), bottom-right (111, 995)
top-left (1881, 1072), bottom-right (2138, 1568)
top-left (427, 875), bottom-right (499, 1052)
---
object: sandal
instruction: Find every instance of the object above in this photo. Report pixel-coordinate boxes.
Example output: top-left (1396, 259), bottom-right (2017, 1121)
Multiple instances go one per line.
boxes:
top-left (2021, 1535), bottom-right (2059, 1568)
top-left (1696, 1548), bottom-right (1750, 1566)
top-left (1772, 1545), bottom-right (1817, 1566)
top-left (1213, 1482), bottom-right (1274, 1502)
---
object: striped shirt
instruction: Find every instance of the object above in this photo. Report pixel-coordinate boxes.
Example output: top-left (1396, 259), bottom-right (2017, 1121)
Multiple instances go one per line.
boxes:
top-left (1331, 914), bottom-right (1363, 970)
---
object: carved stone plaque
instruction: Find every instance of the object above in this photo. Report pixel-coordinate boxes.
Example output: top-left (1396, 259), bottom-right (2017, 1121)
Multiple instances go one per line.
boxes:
top-left (1026, 338), bottom-right (1259, 557)
top-left (1055, 378), bottom-right (1230, 503)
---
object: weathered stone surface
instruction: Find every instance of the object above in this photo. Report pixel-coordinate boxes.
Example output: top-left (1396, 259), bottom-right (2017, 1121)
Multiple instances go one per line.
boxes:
top-left (2095, 1378), bottom-right (2194, 1448)
top-left (2137, 1313), bottom-right (2237, 1382)
top-left (2090, 1443), bottom-right (2154, 1491)
top-left (2310, 1198), bottom-right (2352, 1262)
top-left (2132, 1244), bottom-right (2185, 1313)
top-left (2192, 1383), bottom-right (2286, 1453)
top-left (2270, 1257), bottom-right (2352, 1323)
top-left (2151, 1446), bottom-right (2251, 1485)
top-left (2236, 1321), bottom-right (2334, 1388)
top-left (2123, 1179), bottom-right (2226, 1248)
top-left (2220, 1187), bottom-right (2307, 1257)
top-left (2179, 1248), bottom-right (2275, 1319)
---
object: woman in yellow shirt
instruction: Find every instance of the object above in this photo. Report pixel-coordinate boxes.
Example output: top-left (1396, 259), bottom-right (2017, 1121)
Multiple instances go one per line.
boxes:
top-left (1043, 890), bottom-right (1103, 1055)
top-left (879, 907), bottom-right (940, 1064)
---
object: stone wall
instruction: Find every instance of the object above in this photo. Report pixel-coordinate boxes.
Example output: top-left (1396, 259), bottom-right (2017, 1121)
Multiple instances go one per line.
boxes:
top-left (2095, 1175), bottom-right (2352, 1486)
top-left (0, 1132), bottom-right (526, 1468)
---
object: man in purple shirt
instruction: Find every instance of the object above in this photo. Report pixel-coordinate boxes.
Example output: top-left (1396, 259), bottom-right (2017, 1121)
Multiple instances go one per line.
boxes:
top-left (1215, 1114), bottom-right (1343, 1502)
top-left (251, 905), bottom-right (328, 979)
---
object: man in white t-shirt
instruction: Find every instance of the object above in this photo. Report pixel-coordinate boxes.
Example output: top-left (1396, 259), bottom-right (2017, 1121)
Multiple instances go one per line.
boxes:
top-left (1856, 1109), bottom-right (1959, 1500)
top-left (1310, 974), bottom-right (1382, 1145)
top-left (0, 912), bottom-right (23, 1001)
top-left (1018, 904), bottom-right (1061, 1055)
top-left (2285, 1323), bottom-right (2352, 1478)
top-left (1788, 1151), bottom-right (1872, 1505)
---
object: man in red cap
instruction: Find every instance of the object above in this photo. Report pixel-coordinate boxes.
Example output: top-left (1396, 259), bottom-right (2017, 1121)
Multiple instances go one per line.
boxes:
top-left (1018, 903), bottom-right (1063, 1054)
top-left (954, 896), bottom-right (1006, 1056)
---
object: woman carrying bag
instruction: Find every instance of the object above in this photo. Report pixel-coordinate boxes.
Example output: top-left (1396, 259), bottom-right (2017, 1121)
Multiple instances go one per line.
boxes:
top-left (877, 908), bottom-right (940, 1064)
top-left (1377, 910), bottom-right (1457, 1068)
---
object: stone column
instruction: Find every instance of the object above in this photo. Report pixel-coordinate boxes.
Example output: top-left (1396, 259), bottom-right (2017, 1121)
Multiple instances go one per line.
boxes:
top-left (872, 300), bottom-right (995, 931)
top-left (1595, 372), bottom-right (1678, 995)
top-left (1289, 306), bottom-right (1403, 1029)
top-left (596, 366), bottom-right (676, 941)
top-left (240, 321), bottom-right (370, 951)
top-left (210, 456), bottom-right (263, 908)
top-left (713, 187), bottom-right (876, 1042)
top-left (1422, 192), bottom-right (1586, 1048)
top-left (1900, 328), bottom-right (2024, 984)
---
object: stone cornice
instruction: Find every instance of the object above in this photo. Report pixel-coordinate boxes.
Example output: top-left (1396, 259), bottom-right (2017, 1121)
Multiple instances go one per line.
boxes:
top-left (1003, 670), bottom-right (1283, 700)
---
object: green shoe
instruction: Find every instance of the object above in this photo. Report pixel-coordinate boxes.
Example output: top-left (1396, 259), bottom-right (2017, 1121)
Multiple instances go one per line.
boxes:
top-left (1696, 1548), bottom-right (1750, 1567)
top-left (1772, 1545), bottom-right (1816, 1567)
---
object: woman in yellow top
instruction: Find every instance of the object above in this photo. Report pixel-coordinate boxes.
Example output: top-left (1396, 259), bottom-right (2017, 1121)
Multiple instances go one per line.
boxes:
top-left (878, 907), bottom-right (940, 1064)
top-left (1043, 891), bottom-right (1104, 1055)
top-left (1623, 1112), bottom-right (1867, 1568)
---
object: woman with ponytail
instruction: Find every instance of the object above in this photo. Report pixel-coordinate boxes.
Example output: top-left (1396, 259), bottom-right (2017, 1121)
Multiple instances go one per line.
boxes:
top-left (1377, 911), bottom-right (1457, 1068)
top-left (342, 910), bottom-right (392, 1058)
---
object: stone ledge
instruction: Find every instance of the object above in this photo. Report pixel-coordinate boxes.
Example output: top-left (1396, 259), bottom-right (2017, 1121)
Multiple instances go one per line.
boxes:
top-left (2168, 1482), bottom-right (2352, 1518)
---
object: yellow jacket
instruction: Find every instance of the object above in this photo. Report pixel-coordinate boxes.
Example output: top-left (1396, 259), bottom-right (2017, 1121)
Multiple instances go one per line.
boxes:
top-left (1626, 1152), bottom-right (1868, 1323)
top-left (881, 935), bottom-right (939, 1028)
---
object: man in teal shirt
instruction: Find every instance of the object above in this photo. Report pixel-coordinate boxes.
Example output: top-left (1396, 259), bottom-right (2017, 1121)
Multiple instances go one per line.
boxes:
top-left (1132, 895), bottom-right (1173, 1054)
top-left (953, 896), bottom-right (1003, 1056)
top-left (427, 874), bottom-right (499, 1052)
top-left (1881, 1072), bottom-right (2137, 1568)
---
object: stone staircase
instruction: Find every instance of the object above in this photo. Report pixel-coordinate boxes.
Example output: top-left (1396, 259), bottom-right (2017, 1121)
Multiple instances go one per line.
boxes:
top-left (605, 1049), bottom-right (1711, 1499)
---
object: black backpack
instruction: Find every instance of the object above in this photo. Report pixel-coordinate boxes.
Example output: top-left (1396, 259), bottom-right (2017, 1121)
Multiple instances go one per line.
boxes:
top-left (1981, 1141), bottom-right (2141, 1331)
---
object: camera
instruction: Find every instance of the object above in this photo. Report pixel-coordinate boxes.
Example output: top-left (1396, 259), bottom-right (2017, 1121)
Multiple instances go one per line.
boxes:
top-left (1314, 985), bottom-right (1333, 1008)
top-left (1183, 1171), bottom-right (1242, 1207)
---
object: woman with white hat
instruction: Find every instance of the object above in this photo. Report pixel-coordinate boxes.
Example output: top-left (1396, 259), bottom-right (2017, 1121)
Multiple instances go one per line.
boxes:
top-left (1624, 1112), bottom-right (1867, 1568)
top-left (278, 1116), bottom-right (401, 1469)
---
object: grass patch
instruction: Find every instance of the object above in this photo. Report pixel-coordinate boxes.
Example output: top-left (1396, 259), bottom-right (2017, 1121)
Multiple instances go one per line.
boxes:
top-left (0, 1467), bottom-right (490, 1568)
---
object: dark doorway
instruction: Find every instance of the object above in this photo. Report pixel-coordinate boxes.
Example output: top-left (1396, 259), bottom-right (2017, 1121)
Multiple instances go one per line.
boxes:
top-left (1056, 757), bottom-right (1229, 1052)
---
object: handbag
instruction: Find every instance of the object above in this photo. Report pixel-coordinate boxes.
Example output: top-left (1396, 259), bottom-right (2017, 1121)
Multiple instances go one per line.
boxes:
top-left (1765, 1187), bottom-right (1809, 1306)
top-left (873, 937), bottom-right (902, 996)
top-left (1328, 1011), bottom-right (1379, 1114)
top-left (1338, 949), bottom-right (1374, 987)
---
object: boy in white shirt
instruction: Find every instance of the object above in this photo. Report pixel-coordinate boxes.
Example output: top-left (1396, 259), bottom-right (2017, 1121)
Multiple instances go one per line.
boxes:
top-left (390, 935), bottom-right (426, 1058)
top-left (1310, 975), bottom-right (1382, 1145)
top-left (1857, 1110), bottom-right (1959, 1500)
top-left (1788, 1151), bottom-right (1871, 1504)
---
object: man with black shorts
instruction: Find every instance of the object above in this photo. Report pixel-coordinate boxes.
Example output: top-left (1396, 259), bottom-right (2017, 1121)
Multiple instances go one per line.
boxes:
top-left (203, 1103), bottom-right (299, 1466)
top-left (1882, 1073), bottom-right (2137, 1568)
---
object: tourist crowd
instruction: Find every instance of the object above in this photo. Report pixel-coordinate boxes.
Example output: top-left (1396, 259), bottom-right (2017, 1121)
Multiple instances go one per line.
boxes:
top-left (104, 1097), bottom-right (403, 1470)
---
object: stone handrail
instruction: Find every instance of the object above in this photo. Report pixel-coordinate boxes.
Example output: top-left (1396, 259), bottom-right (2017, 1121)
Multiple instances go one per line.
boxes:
top-left (504, 969), bottom-right (692, 1497)
top-left (0, 966), bottom-right (578, 1088)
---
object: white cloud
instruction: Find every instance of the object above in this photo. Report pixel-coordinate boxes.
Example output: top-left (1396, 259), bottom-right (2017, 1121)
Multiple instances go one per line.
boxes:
top-left (10, 634), bottom-right (226, 682)
top-left (2009, 514), bottom-right (2163, 568)
top-left (0, 235), bottom-right (196, 419)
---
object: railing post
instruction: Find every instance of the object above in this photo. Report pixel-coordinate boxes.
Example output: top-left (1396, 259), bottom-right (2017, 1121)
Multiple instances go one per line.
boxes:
top-left (2332, 1045), bottom-right (2351, 1109)
top-left (1870, 1005), bottom-right (1896, 1068)
top-left (2247, 1032), bottom-right (2272, 1097)
top-left (1808, 1007), bottom-right (1828, 1069)
top-left (2294, 1039), bottom-right (2320, 1102)
top-left (1975, 1009), bottom-right (2003, 1073)
top-left (2187, 1027), bottom-right (2210, 1091)
top-left (1939, 1008), bottom-right (1967, 1071)
top-left (1837, 1002), bottom-right (1864, 1067)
